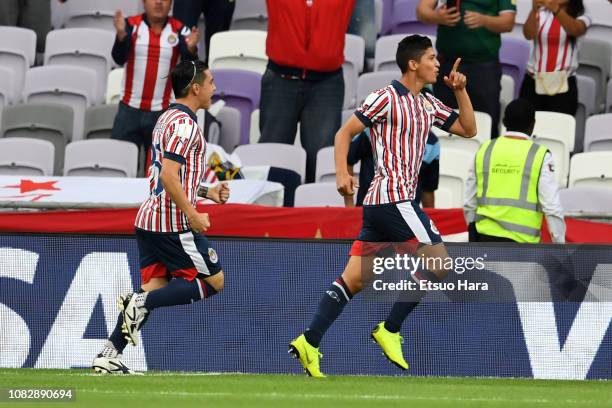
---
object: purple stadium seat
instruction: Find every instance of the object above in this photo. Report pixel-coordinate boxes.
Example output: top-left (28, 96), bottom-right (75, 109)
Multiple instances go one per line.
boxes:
top-left (500, 37), bottom-right (530, 99)
top-left (382, 0), bottom-right (393, 35)
top-left (390, 0), bottom-right (437, 36)
top-left (211, 69), bottom-right (262, 146)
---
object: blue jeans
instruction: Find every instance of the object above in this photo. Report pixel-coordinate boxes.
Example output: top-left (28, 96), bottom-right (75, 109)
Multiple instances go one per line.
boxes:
top-left (259, 68), bottom-right (344, 183)
top-left (111, 102), bottom-right (163, 169)
top-left (348, 0), bottom-right (376, 59)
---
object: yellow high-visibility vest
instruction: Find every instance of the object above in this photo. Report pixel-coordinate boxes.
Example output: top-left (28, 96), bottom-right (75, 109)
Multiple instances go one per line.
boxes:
top-left (475, 136), bottom-right (548, 243)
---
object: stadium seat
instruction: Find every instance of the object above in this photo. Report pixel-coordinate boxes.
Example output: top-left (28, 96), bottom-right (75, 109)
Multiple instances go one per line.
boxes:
top-left (106, 68), bottom-right (124, 105)
top-left (343, 34), bottom-right (366, 109)
top-left (381, 0), bottom-right (393, 35)
top-left (499, 74), bottom-right (515, 127)
top-left (575, 75), bottom-right (597, 152)
top-left (584, 0), bottom-right (612, 50)
top-left (315, 146), bottom-right (361, 183)
top-left (44, 28), bottom-right (115, 104)
top-left (568, 151), bottom-right (612, 188)
top-left (234, 143), bottom-right (307, 183)
top-left (209, 30), bottom-right (267, 75)
top-left (584, 113), bottom-right (612, 152)
top-left (85, 104), bottom-right (118, 140)
top-left (230, 0), bottom-right (268, 31)
top-left (249, 109), bottom-right (260, 144)
top-left (435, 111), bottom-right (492, 156)
top-left (357, 71), bottom-right (396, 106)
top-left (390, 0), bottom-right (437, 35)
top-left (294, 182), bottom-right (345, 207)
top-left (23, 65), bottom-right (98, 142)
top-left (374, 34), bottom-right (436, 72)
top-left (559, 186), bottom-right (612, 215)
top-left (64, 0), bottom-right (140, 31)
top-left (0, 68), bottom-right (14, 127)
top-left (1, 103), bottom-right (73, 176)
top-left (0, 138), bottom-right (54, 176)
top-left (64, 139), bottom-right (138, 177)
top-left (215, 106), bottom-right (241, 153)
top-left (437, 148), bottom-right (473, 209)
top-left (526, 111), bottom-right (575, 187)
top-left (500, 37), bottom-right (530, 98)
top-left (212, 69), bottom-right (262, 146)
top-left (577, 38), bottom-right (611, 112)
top-left (0, 26), bottom-right (36, 103)
top-left (607, 77), bottom-right (612, 113)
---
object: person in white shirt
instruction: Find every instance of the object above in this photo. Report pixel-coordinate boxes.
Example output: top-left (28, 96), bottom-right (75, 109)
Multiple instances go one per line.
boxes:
top-left (464, 98), bottom-right (566, 243)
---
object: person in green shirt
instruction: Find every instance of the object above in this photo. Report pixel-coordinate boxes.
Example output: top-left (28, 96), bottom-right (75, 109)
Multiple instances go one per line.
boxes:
top-left (417, 0), bottom-right (516, 138)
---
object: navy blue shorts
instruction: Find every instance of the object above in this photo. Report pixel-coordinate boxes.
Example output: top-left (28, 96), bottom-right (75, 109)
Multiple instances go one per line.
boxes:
top-left (350, 200), bottom-right (443, 256)
top-left (135, 228), bottom-right (222, 284)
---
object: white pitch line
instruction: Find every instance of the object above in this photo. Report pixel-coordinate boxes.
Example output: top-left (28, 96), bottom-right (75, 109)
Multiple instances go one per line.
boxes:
top-left (75, 388), bottom-right (596, 405)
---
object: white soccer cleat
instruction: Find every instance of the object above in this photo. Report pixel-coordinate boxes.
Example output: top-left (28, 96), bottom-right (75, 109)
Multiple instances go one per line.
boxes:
top-left (92, 354), bottom-right (142, 375)
top-left (118, 293), bottom-right (148, 346)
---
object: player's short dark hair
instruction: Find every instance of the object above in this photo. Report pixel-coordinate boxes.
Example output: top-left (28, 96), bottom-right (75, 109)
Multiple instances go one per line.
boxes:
top-left (171, 60), bottom-right (209, 98)
top-left (396, 35), bottom-right (433, 74)
top-left (503, 99), bottom-right (536, 134)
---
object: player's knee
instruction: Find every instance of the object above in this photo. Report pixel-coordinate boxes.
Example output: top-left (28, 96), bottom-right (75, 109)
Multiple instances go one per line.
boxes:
top-left (341, 274), bottom-right (363, 295)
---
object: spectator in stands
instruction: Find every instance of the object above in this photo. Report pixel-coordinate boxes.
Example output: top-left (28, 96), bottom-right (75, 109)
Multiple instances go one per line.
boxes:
top-left (519, 0), bottom-right (590, 115)
top-left (0, 0), bottom-right (65, 56)
top-left (110, 0), bottom-right (199, 169)
top-left (260, 0), bottom-right (355, 183)
top-left (173, 0), bottom-right (235, 62)
top-left (417, 0), bottom-right (516, 138)
top-left (345, 130), bottom-right (439, 207)
top-left (348, 0), bottom-right (377, 61)
top-left (464, 99), bottom-right (565, 243)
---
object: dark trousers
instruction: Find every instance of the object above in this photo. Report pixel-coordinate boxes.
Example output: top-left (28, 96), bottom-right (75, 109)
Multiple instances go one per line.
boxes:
top-left (519, 74), bottom-right (578, 115)
top-left (111, 102), bottom-right (163, 170)
top-left (172, 0), bottom-right (235, 62)
top-left (434, 57), bottom-right (501, 139)
top-left (468, 222), bottom-right (516, 243)
top-left (259, 68), bottom-right (344, 183)
top-left (0, 0), bottom-right (51, 54)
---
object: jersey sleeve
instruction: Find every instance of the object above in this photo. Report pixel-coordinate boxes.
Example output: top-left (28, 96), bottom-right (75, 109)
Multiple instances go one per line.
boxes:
top-left (498, 0), bottom-right (516, 14)
top-left (427, 93), bottom-right (458, 131)
top-left (355, 90), bottom-right (390, 128)
top-left (163, 116), bottom-right (197, 164)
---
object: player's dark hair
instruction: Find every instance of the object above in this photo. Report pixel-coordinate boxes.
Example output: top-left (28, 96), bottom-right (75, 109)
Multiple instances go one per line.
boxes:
top-left (171, 60), bottom-right (208, 98)
top-left (396, 35), bottom-right (433, 74)
top-left (503, 98), bottom-right (536, 134)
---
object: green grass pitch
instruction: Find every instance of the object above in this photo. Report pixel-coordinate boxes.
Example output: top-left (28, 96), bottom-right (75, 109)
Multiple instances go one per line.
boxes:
top-left (1, 369), bottom-right (610, 408)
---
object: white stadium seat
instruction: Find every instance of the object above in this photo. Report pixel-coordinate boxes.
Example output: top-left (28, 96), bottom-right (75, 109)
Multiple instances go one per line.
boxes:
top-left (234, 143), bottom-right (307, 183)
top-left (568, 151), bottom-right (612, 189)
top-left (0, 27), bottom-right (36, 103)
top-left (437, 147), bottom-right (473, 209)
top-left (0, 138), bottom-right (55, 176)
top-left (209, 30), bottom-right (267, 75)
top-left (294, 182), bottom-right (346, 207)
top-left (64, 139), bottom-right (138, 177)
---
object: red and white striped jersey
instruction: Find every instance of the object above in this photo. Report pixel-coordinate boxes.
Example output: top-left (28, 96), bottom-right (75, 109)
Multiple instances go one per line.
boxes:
top-left (355, 80), bottom-right (457, 206)
top-left (528, 9), bottom-right (591, 75)
top-left (135, 104), bottom-right (207, 232)
top-left (113, 14), bottom-right (195, 112)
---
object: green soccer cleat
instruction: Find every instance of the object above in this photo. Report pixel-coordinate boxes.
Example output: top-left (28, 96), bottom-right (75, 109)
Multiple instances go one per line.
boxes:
top-left (371, 322), bottom-right (409, 370)
top-left (288, 334), bottom-right (326, 378)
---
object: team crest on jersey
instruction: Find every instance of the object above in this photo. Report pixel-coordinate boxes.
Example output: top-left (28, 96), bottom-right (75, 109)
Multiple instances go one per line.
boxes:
top-left (167, 34), bottom-right (178, 45)
top-left (208, 248), bottom-right (219, 264)
top-left (423, 99), bottom-right (435, 114)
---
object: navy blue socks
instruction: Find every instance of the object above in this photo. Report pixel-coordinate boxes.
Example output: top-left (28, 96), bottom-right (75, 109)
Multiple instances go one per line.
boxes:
top-left (144, 278), bottom-right (217, 311)
top-left (304, 277), bottom-right (353, 347)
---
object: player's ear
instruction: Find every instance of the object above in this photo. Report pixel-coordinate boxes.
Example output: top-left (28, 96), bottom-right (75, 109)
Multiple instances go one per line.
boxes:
top-left (408, 59), bottom-right (418, 72)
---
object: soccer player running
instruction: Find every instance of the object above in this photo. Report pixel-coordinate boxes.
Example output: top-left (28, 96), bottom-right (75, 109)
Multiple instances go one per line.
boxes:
top-left (93, 60), bottom-right (229, 374)
top-left (289, 35), bottom-right (477, 377)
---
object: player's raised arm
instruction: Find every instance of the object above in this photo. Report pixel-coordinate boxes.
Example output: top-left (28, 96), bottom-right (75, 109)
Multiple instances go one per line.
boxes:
top-left (444, 58), bottom-right (477, 138)
top-left (335, 114), bottom-right (366, 197)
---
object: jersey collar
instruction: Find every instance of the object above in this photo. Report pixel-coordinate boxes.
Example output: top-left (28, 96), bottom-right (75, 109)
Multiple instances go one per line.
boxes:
top-left (170, 103), bottom-right (198, 122)
top-left (504, 131), bottom-right (531, 139)
top-left (391, 80), bottom-right (410, 96)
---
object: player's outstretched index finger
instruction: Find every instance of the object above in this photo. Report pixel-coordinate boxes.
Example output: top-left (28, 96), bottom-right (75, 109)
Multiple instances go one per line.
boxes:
top-left (451, 57), bottom-right (462, 73)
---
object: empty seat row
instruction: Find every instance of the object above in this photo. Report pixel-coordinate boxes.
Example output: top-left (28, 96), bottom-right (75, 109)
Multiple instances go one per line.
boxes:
top-left (0, 138), bottom-right (138, 177)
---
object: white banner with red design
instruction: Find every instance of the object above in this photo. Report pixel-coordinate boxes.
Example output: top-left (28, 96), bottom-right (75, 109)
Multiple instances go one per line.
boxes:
top-left (0, 176), bottom-right (283, 209)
